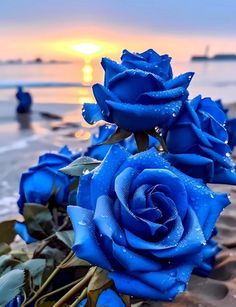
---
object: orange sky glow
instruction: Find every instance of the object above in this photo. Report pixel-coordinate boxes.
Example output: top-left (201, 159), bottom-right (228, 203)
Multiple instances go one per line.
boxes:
top-left (1, 23), bottom-right (236, 63)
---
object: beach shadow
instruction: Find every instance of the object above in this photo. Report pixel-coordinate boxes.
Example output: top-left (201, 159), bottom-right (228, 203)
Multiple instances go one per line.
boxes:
top-left (16, 113), bottom-right (32, 130)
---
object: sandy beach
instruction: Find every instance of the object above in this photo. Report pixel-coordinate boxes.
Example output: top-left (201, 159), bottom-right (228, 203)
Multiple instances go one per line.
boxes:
top-left (0, 100), bottom-right (96, 221)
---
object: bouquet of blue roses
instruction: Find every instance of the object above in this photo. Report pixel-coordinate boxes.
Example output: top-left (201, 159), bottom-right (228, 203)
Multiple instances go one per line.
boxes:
top-left (1, 49), bottom-right (236, 307)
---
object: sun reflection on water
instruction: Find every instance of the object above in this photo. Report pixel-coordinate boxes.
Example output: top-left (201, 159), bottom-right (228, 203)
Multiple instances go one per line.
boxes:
top-left (82, 63), bottom-right (93, 84)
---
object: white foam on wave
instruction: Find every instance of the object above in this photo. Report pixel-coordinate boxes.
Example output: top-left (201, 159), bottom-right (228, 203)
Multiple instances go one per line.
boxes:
top-left (0, 135), bottom-right (39, 154)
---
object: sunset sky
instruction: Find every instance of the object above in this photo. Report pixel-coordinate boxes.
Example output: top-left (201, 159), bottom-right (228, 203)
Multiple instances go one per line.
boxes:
top-left (1, 0), bottom-right (236, 61)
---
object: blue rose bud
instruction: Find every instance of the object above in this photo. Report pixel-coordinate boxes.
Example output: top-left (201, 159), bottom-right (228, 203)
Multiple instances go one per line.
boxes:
top-left (82, 49), bottom-right (194, 132)
top-left (17, 146), bottom-right (81, 214)
top-left (165, 96), bottom-right (236, 184)
top-left (16, 146), bottom-right (81, 243)
top-left (68, 145), bottom-right (229, 301)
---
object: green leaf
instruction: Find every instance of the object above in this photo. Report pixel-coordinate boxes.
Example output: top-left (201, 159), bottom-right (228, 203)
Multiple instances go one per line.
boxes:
top-left (16, 259), bottom-right (47, 286)
top-left (0, 243), bottom-right (11, 256)
top-left (134, 132), bottom-right (149, 152)
top-left (100, 127), bottom-right (132, 145)
top-left (60, 156), bottom-right (100, 177)
top-left (0, 255), bottom-right (20, 277)
top-left (23, 203), bottom-right (56, 240)
top-left (40, 246), bottom-right (67, 266)
top-left (0, 220), bottom-right (16, 244)
top-left (10, 250), bottom-right (29, 262)
top-left (86, 267), bottom-right (113, 307)
top-left (55, 230), bottom-right (74, 248)
top-left (0, 269), bottom-right (25, 306)
top-left (60, 255), bottom-right (91, 269)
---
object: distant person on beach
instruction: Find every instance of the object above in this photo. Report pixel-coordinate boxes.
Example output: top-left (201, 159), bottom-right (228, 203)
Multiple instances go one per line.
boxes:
top-left (16, 86), bottom-right (32, 113)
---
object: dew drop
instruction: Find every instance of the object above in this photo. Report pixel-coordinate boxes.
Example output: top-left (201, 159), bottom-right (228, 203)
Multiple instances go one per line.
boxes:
top-left (78, 220), bottom-right (87, 226)
top-left (83, 169), bottom-right (90, 175)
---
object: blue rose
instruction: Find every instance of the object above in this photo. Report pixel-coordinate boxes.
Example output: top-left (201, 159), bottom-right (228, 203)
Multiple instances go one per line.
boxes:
top-left (85, 124), bottom-right (158, 160)
top-left (165, 96), bottom-right (236, 184)
top-left (16, 146), bottom-right (80, 243)
top-left (68, 145), bottom-right (229, 301)
top-left (17, 146), bottom-right (80, 214)
top-left (121, 49), bottom-right (173, 81)
top-left (82, 50), bottom-right (193, 132)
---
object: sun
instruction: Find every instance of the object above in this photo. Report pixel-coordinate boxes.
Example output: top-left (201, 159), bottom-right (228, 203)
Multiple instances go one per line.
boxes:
top-left (50, 39), bottom-right (119, 60)
top-left (71, 42), bottom-right (102, 56)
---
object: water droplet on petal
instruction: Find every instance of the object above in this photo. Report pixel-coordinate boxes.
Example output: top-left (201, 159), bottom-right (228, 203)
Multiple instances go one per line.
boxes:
top-left (83, 169), bottom-right (90, 175)
top-left (78, 220), bottom-right (87, 226)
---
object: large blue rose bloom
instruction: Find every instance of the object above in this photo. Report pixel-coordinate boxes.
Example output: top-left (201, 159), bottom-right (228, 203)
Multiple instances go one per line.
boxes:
top-left (165, 96), bottom-right (236, 184)
top-left (121, 49), bottom-right (173, 81)
top-left (85, 124), bottom-right (158, 160)
top-left (82, 49), bottom-right (193, 132)
top-left (68, 145), bottom-right (229, 301)
top-left (17, 146), bottom-right (80, 214)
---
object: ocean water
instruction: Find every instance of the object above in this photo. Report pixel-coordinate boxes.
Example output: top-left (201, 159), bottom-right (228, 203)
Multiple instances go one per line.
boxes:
top-left (0, 60), bottom-right (236, 105)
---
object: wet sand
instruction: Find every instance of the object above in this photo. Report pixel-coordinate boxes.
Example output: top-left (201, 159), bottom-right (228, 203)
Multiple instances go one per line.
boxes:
top-left (1, 101), bottom-right (236, 306)
top-left (0, 101), bottom-right (97, 221)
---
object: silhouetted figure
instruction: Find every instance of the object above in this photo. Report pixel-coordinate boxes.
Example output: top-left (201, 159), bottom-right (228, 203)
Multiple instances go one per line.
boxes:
top-left (16, 86), bottom-right (32, 113)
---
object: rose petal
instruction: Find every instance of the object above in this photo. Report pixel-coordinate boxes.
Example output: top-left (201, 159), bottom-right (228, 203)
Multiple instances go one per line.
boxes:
top-left (93, 83), bottom-right (119, 117)
top-left (82, 103), bottom-right (105, 124)
top-left (106, 99), bottom-right (183, 131)
top-left (165, 72), bottom-right (194, 90)
top-left (108, 271), bottom-right (185, 301)
top-left (67, 206), bottom-right (112, 270)
top-left (152, 207), bottom-right (205, 258)
top-left (136, 87), bottom-right (186, 105)
top-left (101, 57), bottom-right (126, 87)
top-left (108, 70), bottom-right (164, 103)
top-left (91, 145), bottom-right (130, 202)
top-left (112, 242), bottom-right (161, 271)
top-left (165, 153), bottom-right (214, 182)
top-left (94, 195), bottom-right (127, 246)
top-left (131, 169), bottom-right (188, 219)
